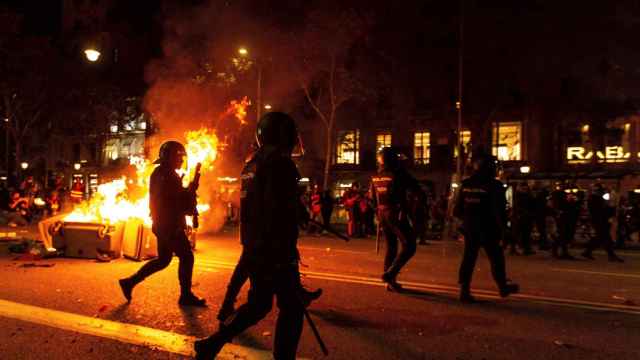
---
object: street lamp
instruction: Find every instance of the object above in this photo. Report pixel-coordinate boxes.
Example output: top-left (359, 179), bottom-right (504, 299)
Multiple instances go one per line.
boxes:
top-left (74, 163), bottom-right (81, 171)
top-left (20, 162), bottom-right (28, 170)
top-left (264, 104), bottom-right (272, 110)
top-left (237, 46), bottom-right (262, 121)
top-left (84, 48), bottom-right (101, 62)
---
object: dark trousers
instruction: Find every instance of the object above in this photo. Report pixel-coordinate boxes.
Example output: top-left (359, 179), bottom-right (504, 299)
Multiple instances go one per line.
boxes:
top-left (221, 250), bottom-right (250, 306)
top-left (534, 216), bottom-right (548, 247)
top-left (218, 265), bottom-right (304, 360)
top-left (586, 223), bottom-right (615, 255)
top-left (515, 218), bottom-right (533, 251)
top-left (380, 211), bottom-right (417, 278)
top-left (321, 210), bottom-right (332, 228)
top-left (130, 228), bottom-right (194, 295)
top-left (553, 216), bottom-right (572, 255)
top-left (458, 230), bottom-right (507, 288)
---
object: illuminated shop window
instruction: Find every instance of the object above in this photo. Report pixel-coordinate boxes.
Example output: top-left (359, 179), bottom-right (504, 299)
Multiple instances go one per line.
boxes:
top-left (414, 131), bottom-right (431, 165)
top-left (336, 130), bottom-right (360, 164)
top-left (566, 121), bottom-right (631, 164)
top-left (492, 122), bottom-right (521, 161)
top-left (454, 130), bottom-right (472, 158)
top-left (376, 132), bottom-right (392, 151)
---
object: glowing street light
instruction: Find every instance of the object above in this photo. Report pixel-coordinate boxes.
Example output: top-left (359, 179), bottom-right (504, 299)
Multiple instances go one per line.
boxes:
top-left (264, 104), bottom-right (272, 110)
top-left (84, 48), bottom-right (101, 62)
top-left (74, 163), bottom-right (81, 171)
top-left (238, 47), bottom-right (248, 56)
top-left (20, 162), bottom-right (29, 170)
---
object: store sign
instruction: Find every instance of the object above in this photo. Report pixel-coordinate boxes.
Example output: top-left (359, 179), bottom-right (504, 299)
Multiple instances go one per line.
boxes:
top-left (566, 146), bottom-right (631, 163)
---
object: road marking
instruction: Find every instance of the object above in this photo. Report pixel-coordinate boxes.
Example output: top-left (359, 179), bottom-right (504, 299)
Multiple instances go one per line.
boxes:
top-left (298, 245), bottom-right (369, 255)
top-left (0, 298), bottom-right (272, 360)
top-left (196, 259), bottom-right (640, 316)
top-left (551, 267), bottom-right (640, 279)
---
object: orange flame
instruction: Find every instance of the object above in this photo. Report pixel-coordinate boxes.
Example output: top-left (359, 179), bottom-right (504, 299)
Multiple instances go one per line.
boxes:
top-left (225, 96), bottom-right (251, 125)
top-left (65, 129), bottom-right (219, 226)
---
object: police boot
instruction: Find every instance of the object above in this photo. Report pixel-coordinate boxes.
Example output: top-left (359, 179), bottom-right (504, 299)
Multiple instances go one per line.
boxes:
top-left (299, 287), bottom-right (323, 307)
top-left (216, 300), bottom-right (235, 323)
top-left (459, 284), bottom-right (476, 303)
top-left (194, 333), bottom-right (228, 360)
top-left (382, 272), bottom-right (403, 292)
top-left (499, 282), bottom-right (520, 298)
top-left (608, 253), bottom-right (624, 263)
top-left (179, 292), bottom-right (207, 307)
top-left (118, 278), bottom-right (136, 303)
top-left (581, 250), bottom-right (595, 260)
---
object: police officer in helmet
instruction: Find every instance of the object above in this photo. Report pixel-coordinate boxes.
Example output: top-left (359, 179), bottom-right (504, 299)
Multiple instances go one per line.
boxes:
top-left (370, 146), bottom-right (425, 292)
top-left (119, 140), bottom-right (206, 307)
top-left (453, 149), bottom-right (519, 303)
top-left (195, 112), bottom-right (310, 360)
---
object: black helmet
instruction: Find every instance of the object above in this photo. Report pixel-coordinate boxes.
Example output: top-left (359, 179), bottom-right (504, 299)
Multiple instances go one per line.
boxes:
top-left (377, 147), bottom-right (401, 171)
top-left (154, 140), bottom-right (186, 164)
top-left (256, 112), bottom-right (299, 151)
top-left (471, 150), bottom-right (497, 178)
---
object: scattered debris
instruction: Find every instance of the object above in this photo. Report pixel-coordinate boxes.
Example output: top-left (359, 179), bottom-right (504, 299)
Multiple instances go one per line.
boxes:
top-left (19, 263), bottom-right (55, 268)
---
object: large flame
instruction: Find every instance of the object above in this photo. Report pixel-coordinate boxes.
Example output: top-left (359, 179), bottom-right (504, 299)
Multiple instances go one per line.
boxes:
top-left (224, 96), bottom-right (251, 125)
top-left (64, 129), bottom-right (220, 227)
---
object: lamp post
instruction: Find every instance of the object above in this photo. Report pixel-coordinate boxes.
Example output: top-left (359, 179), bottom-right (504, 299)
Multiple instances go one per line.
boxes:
top-left (84, 48), bottom-right (101, 62)
top-left (238, 47), bottom-right (262, 121)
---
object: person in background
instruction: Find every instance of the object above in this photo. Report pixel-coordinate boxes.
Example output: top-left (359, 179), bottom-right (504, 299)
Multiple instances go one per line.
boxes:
top-left (46, 190), bottom-right (61, 217)
top-left (512, 183), bottom-right (536, 255)
top-left (583, 184), bottom-right (623, 262)
top-left (320, 190), bottom-right (334, 231)
top-left (7, 191), bottom-right (30, 226)
top-left (532, 185), bottom-right (550, 250)
top-left (343, 182), bottom-right (363, 237)
top-left (308, 184), bottom-right (322, 234)
top-left (409, 184), bottom-right (429, 245)
top-left (549, 184), bottom-right (575, 260)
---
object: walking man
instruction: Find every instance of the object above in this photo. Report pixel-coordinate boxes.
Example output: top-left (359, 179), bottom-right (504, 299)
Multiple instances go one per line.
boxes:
top-left (453, 150), bottom-right (519, 303)
top-left (370, 147), bottom-right (425, 292)
top-left (196, 112), bottom-right (312, 360)
top-left (118, 141), bottom-right (206, 307)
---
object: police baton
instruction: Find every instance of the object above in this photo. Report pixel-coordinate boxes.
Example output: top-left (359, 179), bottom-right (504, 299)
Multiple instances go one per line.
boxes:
top-left (308, 219), bottom-right (350, 242)
top-left (303, 307), bottom-right (329, 356)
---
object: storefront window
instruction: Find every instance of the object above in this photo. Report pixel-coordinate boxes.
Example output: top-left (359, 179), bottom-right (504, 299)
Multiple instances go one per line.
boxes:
top-left (601, 121), bottom-right (631, 163)
top-left (376, 132), bottom-right (392, 151)
top-left (336, 130), bottom-right (360, 164)
top-left (414, 131), bottom-right (430, 165)
top-left (492, 122), bottom-right (521, 161)
top-left (454, 130), bottom-right (472, 158)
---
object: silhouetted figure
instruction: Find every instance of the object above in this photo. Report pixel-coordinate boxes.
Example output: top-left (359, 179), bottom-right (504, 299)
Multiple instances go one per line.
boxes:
top-left (370, 147), bottom-right (424, 292)
top-left (343, 182), bottom-right (363, 237)
top-left (583, 184), bottom-right (623, 262)
top-left (320, 190), bottom-right (334, 230)
top-left (196, 112), bottom-right (317, 360)
top-left (512, 183), bottom-right (535, 255)
top-left (119, 141), bottom-right (206, 307)
top-left (308, 184), bottom-right (322, 234)
top-left (549, 186), bottom-right (575, 260)
top-left (532, 185), bottom-right (550, 250)
top-left (453, 151), bottom-right (519, 303)
top-left (410, 186), bottom-right (429, 245)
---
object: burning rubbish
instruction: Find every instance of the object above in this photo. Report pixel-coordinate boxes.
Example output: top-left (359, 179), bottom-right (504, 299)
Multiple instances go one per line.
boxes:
top-left (37, 123), bottom-right (238, 261)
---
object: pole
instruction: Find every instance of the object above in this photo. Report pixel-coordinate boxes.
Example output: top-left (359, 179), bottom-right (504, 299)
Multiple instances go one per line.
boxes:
top-left (456, 0), bottom-right (464, 181)
top-left (375, 220), bottom-right (381, 254)
top-left (303, 307), bottom-right (329, 356)
top-left (256, 62), bottom-right (262, 121)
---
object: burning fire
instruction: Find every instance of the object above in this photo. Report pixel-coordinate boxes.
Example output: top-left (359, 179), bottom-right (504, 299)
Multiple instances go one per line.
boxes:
top-left (225, 96), bottom-right (251, 125)
top-left (64, 129), bottom-right (220, 227)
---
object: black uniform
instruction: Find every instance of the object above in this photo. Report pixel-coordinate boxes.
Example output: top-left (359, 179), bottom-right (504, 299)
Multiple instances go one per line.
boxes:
top-left (512, 186), bottom-right (535, 254)
top-left (207, 146), bottom-right (305, 360)
top-left (549, 189), bottom-right (573, 258)
top-left (127, 164), bottom-right (196, 295)
top-left (454, 174), bottom-right (510, 291)
top-left (371, 167), bottom-right (423, 283)
top-left (532, 188), bottom-right (550, 249)
top-left (584, 191), bottom-right (621, 261)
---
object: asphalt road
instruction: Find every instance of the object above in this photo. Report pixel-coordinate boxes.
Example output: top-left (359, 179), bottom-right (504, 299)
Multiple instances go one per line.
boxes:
top-left (1, 228), bottom-right (639, 359)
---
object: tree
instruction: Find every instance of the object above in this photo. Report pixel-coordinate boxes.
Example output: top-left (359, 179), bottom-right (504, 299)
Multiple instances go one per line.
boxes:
top-left (281, 8), bottom-right (371, 189)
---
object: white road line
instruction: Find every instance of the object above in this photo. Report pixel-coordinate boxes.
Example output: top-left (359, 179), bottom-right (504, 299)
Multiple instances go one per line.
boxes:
top-left (0, 298), bottom-right (273, 360)
top-left (551, 267), bottom-right (640, 279)
top-left (195, 259), bottom-right (640, 316)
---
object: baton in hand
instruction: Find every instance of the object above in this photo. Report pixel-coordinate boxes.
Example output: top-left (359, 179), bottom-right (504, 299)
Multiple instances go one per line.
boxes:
top-left (308, 219), bottom-right (350, 242)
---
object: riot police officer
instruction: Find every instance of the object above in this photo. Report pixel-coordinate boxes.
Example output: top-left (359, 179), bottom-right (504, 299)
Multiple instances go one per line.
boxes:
top-left (453, 151), bottom-right (519, 303)
top-left (118, 141), bottom-right (206, 307)
top-left (370, 147), bottom-right (425, 292)
top-left (195, 112), bottom-right (308, 360)
top-left (549, 185), bottom-right (575, 260)
top-left (512, 182), bottom-right (536, 255)
top-left (583, 184), bottom-right (623, 262)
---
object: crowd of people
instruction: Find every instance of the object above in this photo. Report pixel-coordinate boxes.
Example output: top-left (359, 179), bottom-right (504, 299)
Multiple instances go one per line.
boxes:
top-left (0, 175), bottom-right (71, 227)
